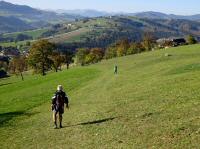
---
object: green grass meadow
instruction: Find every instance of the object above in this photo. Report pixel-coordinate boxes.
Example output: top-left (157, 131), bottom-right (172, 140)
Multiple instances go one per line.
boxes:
top-left (1, 44), bottom-right (200, 148)
top-left (2, 28), bottom-right (48, 39)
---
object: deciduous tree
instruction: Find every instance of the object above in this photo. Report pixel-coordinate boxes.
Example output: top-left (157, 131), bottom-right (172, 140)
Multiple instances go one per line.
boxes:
top-left (142, 32), bottom-right (156, 51)
top-left (28, 39), bottom-right (55, 75)
top-left (86, 48), bottom-right (104, 64)
top-left (9, 56), bottom-right (27, 80)
top-left (187, 35), bottom-right (197, 44)
top-left (75, 48), bottom-right (89, 66)
top-left (50, 51), bottom-right (65, 72)
top-left (104, 46), bottom-right (117, 59)
top-left (63, 51), bottom-right (73, 69)
top-left (116, 39), bottom-right (130, 57)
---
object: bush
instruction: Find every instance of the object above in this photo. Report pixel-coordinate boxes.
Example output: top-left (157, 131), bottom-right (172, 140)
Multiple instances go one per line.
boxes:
top-left (187, 35), bottom-right (197, 44)
top-left (0, 69), bottom-right (8, 78)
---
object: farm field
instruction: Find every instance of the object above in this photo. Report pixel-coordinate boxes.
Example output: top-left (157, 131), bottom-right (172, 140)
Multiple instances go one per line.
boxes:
top-left (1, 44), bottom-right (200, 148)
top-left (2, 28), bottom-right (48, 39)
top-left (48, 28), bottom-right (91, 43)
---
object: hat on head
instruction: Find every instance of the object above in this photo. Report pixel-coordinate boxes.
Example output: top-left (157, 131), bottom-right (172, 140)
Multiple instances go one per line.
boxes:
top-left (57, 85), bottom-right (63, 91)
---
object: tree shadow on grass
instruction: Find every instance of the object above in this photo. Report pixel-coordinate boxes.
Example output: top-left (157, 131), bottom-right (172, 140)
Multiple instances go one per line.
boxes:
top-left (0, 111), bottom-right (39, 127)
top-left (64, 117), bottom-right (117, 128)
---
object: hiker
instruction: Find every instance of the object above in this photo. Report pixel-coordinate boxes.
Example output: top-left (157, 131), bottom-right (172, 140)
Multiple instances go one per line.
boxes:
top-left (114, 65), bottom-right (118, 74)
top-left (52, 85), bottom-right (69, 129)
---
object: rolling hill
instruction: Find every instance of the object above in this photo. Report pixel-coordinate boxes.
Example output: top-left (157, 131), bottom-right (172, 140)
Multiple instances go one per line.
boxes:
top-left (0, 16), bottom-right (33, 33)
top-left (0, 1), bottom-right (83, 33)
top-left (2, 15), bottom-right (200, 50)
top-left (56, 9), bottom-right (200, 21)
top-left (1, 44), bottom-right (200, 148)
top-left (129, 11), bottom-right (200, 21)
top-left (2, 1), bottom-right (200, 52)
top-left (41, 16), bottom-right (200, 49)
top-left (56, 9), bottom-right (109, 18)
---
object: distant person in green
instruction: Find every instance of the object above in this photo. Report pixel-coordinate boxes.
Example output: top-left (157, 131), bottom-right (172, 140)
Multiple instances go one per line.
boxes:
top-left (51, 85), bottom-right (69, 129)
top-left (114, 65), bottom-right (118, 74)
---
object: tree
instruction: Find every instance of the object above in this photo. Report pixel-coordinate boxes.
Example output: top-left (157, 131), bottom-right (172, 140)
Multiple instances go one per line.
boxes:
top-left (50, 51), bottom-right (65, 72)
top-left (0, 56), bottom-right (9, 77)
top-left (104, 46), bottom-right (117, 59)
top-left (116, 39), bottom-right (130, 57)
top-left (127, 42), bottom-right (137, 55)
top-left (0, 61), bottom-right (8, 72)
top-left (187, 35), bottom-right (197, 44)
top-left (75, 48), bottom-right (89, 66)
top-left (9, 56), bottom-right (27, 80)
top-left (142, 32), bottom-right (156, 51)
top-left (127, 42), bottom-right (146, 55)
top-left (85, 48), bottom-right (104, 64)
top-left (28, 39), bottom-right (55, 76)
top-left (136, 42), bottom-right (146, 53)
top-left (63, 51), bottom-right (73, 69)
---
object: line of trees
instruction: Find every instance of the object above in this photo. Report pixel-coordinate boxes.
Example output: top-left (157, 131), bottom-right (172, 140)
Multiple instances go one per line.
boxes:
top-left (75, 33), bottom-right (156, 65)
top-left (7, 39), bottom-right (73, 80)
top-left (2, 33), bottom-right (198, 80)
top-left (28, 39), bottom-right (73, 76)
top-left (75, 47), bottom-right (104, 66)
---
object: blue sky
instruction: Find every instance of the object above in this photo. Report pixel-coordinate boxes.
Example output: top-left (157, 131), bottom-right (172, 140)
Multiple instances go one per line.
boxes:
top-left (3, 0), bottom-right (200, 15)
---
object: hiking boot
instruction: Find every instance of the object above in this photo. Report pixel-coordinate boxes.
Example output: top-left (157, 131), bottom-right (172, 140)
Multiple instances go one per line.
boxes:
top-left (60, 124), bottom-right (63, 128)
top-left (54, 122), bottom-right (58, 129)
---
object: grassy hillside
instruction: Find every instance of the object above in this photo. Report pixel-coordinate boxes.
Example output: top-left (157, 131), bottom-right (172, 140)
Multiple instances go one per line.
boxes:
top-left (0, 1), bottom-right (83, 33)
top-left (2, 16), bottom-right (200, 50)
top-left (0, 16), bottom-right (34, 34)
top-left (1, 44), bottom-right (200, 148)
top-left (3, 28), bottom-right (48, 39)
top-left (0, 40), bottom-right (34, 48)
top-left (48, 28), bottom-right (91, 43)
top-left (40, 16), bottom-right (200, 45)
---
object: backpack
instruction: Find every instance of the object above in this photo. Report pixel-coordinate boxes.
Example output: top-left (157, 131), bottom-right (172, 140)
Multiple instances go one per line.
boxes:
top-left (55, 92), bottom-right (64, 106)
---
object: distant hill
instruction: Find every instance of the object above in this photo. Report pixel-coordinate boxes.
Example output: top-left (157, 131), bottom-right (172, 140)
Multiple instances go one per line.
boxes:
top-left (56, 9), bottom-right (109, 18)
top-left (129, 11), bottom-right (171, 19)
top-left (0, 16), bottom-right (33, 33)
top-left (0, 1), bottom-right (83, 33)
top-left (55, 9), bottom-right (200, 21)
top-left (0, 1), bottom-right (82, 22)
top-left (2, 15), bottom-right (200, 49)
top-left (3, 15), bottom-right (200, 48)
top-left (41, 16), bottom-right (200, 50)
top-left (129, 11), bottom-right (200, 21)
top-left (0, 1), bottom-right (40, 15)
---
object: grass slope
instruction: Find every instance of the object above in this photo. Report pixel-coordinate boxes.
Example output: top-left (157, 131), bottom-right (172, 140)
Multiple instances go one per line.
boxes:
top-left (48, 28), bottom-right (91, 43)
top-left (1, 45), bottom-right (200, 148)
top-left (3, 28), bottom-right (48, 39)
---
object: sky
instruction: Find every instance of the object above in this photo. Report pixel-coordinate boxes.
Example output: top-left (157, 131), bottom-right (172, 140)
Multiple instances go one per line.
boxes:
top-left (3, 0), bottom-right (200, 15)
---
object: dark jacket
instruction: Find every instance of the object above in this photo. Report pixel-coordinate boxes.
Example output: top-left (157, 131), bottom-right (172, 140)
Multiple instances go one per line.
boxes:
top-left (52, 90), bottom-right (69, 113)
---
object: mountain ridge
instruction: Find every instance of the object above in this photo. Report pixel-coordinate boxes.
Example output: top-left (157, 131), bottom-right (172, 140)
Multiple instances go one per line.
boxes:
top-left (0, 1), bottom-right (83, 33)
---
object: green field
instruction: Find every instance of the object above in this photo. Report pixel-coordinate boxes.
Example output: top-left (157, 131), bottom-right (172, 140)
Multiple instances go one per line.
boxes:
top-left (0, 28), bottom-right (47, 47)
top-left (0, 40), bottom-right (32, 47)
top-left (48, 28), bottom-right (91, 43)
top-left (2, 28), bottom-right (48, 39)
top-left (1, 44), bottom-right (200, 148)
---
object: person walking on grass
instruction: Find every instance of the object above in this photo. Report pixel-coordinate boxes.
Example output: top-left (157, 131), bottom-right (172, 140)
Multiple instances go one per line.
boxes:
top-left (114, 65), bottom-right (118, 74)
top-left (52, 85), bottom-right (69, 129)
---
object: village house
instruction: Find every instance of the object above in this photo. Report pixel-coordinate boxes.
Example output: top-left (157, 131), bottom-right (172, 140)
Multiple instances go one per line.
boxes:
top-left (157, 37), bottom-right (186, 48)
